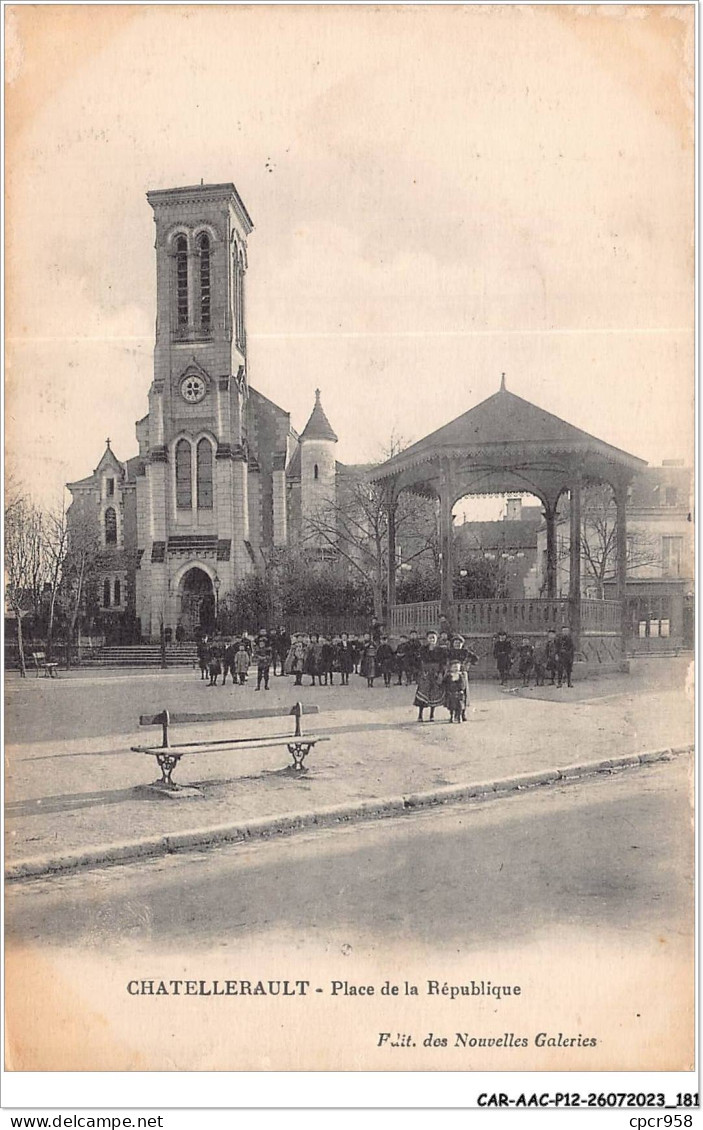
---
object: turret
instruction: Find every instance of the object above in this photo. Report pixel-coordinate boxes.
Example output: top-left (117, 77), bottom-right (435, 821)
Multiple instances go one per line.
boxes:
top-left (299, 389), bottom-right (338, 528)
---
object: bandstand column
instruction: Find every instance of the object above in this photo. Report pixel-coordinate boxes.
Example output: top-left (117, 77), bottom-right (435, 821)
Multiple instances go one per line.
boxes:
top-left (439, 458), bottom-right (455, 623)
top-left (386, 494), bottom-right (397, 618)
top-left (544, 500), bottom-right (558, 599)
top-left (614, 477), bottom-right (630, 658)
top-left (568, 475), bottom-right (582, 642)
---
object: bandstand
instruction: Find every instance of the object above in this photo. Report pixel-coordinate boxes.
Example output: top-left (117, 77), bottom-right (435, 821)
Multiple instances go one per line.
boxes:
top-left (371, 378), bottom-right (647, 675)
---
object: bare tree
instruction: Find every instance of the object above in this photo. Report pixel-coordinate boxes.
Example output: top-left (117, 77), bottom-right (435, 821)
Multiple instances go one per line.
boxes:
top-left (572, 485), bottom-right (662, 598)
top-left (61, 499), bottom-right (101, 667)
top-left (4, 486), bottom-right (44, 676)
top-left (43, 500), bottom-right (71, 660)
top-left (301, 438), bottom-right (439, 617)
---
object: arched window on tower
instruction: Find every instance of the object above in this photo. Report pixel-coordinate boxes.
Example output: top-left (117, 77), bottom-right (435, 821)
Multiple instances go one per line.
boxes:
top-left (103, 578), bottom-right (111, 608)
top-left (198, 233), bottom-right (211, 330)
top-left (114, 578), bottom-right (121, 606)
top-left (314, 464), bottom-right (319, 480)
top-left (197, 438), bottom-right (213, 510)
top-left (175, 235), bottom-right (188, 327)
top-left (104, 507), bottom-right (117, 545)
top-left (175, 438), bottom-right (192, 509)
top-left (233, 247), bottom-right (245, 350)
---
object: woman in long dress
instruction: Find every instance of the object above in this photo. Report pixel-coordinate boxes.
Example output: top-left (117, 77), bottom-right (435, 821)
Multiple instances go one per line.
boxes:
top-left (414, 630), bottom-right (447, 721)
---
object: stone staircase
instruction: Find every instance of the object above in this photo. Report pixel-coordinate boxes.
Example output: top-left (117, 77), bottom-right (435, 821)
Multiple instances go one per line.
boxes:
top-left (83, 645), bottom-right (199, 668)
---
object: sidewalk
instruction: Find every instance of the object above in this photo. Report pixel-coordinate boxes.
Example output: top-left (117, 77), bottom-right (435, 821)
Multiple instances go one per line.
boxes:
top-left (5, 658), bottom-right (694, 879)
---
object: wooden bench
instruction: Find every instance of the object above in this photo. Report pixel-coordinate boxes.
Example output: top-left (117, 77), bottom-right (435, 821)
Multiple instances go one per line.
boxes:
top-left (131, 702), bottom-right (328, 791)
top-left (31, 651), bottom-right (59, 678)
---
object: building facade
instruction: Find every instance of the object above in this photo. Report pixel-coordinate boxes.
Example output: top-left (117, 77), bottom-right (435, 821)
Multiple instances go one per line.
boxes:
top-left (67, 183), bottom-right (340, 641)
top-left (534, 462), bottom-right (693, 650)
top-left (453, 497), bottom-right (543, 599)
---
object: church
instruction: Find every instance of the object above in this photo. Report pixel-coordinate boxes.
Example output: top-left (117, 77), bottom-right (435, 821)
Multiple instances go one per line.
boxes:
top-left (67, 182), bottom-right (341, 642)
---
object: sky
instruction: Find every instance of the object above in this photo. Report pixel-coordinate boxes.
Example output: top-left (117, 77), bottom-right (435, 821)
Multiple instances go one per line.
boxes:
top-left (5, 4), bottom-right (695, 515)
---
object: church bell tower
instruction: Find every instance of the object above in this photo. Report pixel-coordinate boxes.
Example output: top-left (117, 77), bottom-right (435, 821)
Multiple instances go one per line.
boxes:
top-left (138, 182), bottom-right (255, 639)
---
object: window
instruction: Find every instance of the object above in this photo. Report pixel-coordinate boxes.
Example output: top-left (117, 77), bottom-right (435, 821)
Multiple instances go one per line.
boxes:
top-left (662, 536), bottom-right (683, 577)
top-left (233, 249), bottom-right (245, 349)
top-left (175, 235), bottom-right (188, 326)
top-left (103, 578), bottom-right (111, 607)
top-left (665, 486), bottom-right (678, 507)
top-left (114, 578), bottom-right (121, 606)
top-left (314, 464), bottom-right (319, 480)
top-left (107, 478), bottom-right (115, 497)
top-left (198, 234), bottom-right (211, 329)
top-left (175, 438), bottom-right (192, 509)
top-left (104, 507), bottom-right (117, 545)
top-left (197, 438), bottom-right (213, 510)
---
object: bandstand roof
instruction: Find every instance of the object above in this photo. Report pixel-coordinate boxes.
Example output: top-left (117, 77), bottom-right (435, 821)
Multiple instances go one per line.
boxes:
top-left (371, 381), bottom-right (646, 501)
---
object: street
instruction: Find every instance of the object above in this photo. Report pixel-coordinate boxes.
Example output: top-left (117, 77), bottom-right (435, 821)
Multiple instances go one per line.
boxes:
top-left (6, 756), bottom-right (693, 952)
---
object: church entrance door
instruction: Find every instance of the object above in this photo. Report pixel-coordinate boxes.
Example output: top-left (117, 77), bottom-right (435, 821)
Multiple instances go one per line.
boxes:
top-left (179, 567), bottom-right (216, 638)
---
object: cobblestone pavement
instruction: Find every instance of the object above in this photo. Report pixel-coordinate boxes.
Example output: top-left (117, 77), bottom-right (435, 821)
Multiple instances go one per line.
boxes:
top-left (5, 657), bottom-right (693, 866)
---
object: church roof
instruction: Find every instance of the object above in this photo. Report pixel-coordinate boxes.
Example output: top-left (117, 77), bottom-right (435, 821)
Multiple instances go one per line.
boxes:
top-left (373, 379), bottom-right (645, 481)
top-left (286, 447), bottom-right (301, 481)
top-left (299, 389), bottom-right (338, 443)
top-left (146, 182), bottom-right (253, 235)
top-left (455, 519), bottom-right (539, 551)
top-left (66, 473), bottom-right (96, 491)
top-left (124, 455), bottom-right (145, 481)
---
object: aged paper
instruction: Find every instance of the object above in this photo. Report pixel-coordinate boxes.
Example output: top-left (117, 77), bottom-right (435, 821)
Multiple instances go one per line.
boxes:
top-left (4, 3), bottom-right (695, 1082)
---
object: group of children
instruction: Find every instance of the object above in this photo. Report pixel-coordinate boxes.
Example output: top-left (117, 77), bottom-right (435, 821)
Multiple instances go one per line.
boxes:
top-left (283, 629), bottom-right (428, 689)
top-left (411, 631), bottom-right (480, 724)
top-left (196, 624), bottom-right (576, 721)
top-left (197, 627), bottom-right (437, 692)
top-left (493, 626), bottom-right (576, 688)
top-left (197, 633), bottom-right (280, 690)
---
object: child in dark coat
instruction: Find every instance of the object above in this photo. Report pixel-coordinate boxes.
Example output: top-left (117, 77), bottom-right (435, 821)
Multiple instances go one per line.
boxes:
top-left (493, 632), bottom-right (513, 685)
top-left (208, 646), bottom-right (222, 686)
top-left (360, 636), bottom-right (377, 687)
top-left (518, 638), bottom-right (534, 687)
top-left (405, 630), bottom-right (421, 684)
top-left (443, 659), bottom-right (468, 722)
top-left (254, 635), bottom-right (272, 690)
top-left (375, 635), bottom-right (395, 687)
top-left (320, 637), bottom-right (335, 686)
top-left (337, 633), bottom-right (354, 685)
top-left (394, 635), bottom-right (408, 685)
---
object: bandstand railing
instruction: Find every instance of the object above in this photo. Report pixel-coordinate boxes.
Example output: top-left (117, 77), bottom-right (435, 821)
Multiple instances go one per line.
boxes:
top-left (390, 601), bottom-right (442, 633)
top-left (454, 598), bottom-right (569, 636)
top-left (390, 597), bottom-right (622, 639)
top-left (580, 599), bottom-right (620, 634)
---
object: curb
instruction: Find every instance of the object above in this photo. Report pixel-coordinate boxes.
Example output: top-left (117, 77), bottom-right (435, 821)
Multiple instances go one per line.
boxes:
top-left (6, 744), bottom-right (690, 882)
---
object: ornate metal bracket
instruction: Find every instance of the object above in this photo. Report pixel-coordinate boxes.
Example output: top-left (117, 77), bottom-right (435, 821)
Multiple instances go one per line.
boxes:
top-left (155, 752), bottom-right (180, 788)
top-left (287, 741), bottom-right (314, 772)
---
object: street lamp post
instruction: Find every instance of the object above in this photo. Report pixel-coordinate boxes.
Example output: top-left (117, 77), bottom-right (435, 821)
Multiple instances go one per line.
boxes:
top-left (214, 574), bottom-right (221, 630)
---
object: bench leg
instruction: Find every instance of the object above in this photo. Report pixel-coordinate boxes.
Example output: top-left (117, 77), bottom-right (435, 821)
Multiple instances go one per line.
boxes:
top-left (287, 742), bottom-right (313, 772)
top-left (155, 752), bottom-right (180, 788)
